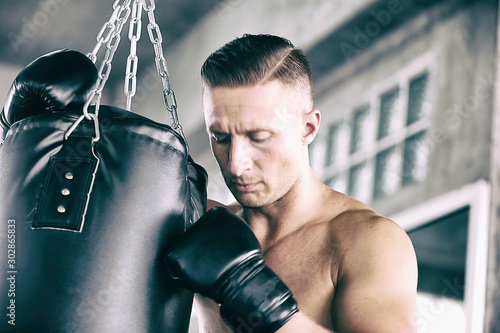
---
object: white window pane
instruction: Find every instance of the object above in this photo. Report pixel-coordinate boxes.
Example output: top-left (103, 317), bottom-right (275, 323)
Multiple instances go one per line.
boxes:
top-left (407, 72), bottom-right (431, 125)
top-left (348, 161), bottom-right (373, 203)
top-left (378, 87), bottom-right (403, 139)
top-left (326, 122), bottom-right (349, 167)
top-left (350, 105), bottom-right (374, 153)
top-left (403, 131), bottom-right (430, 185)
top-left (374, 146), bottom-right (402, 198)
top-left (309, 138), bottom-right (327, 176)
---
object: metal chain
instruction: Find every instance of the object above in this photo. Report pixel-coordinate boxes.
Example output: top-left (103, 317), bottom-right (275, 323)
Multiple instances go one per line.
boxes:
top-left (142, 0), bottom-right (187, 145)
top-left (124, 0), bottom-right (142, 111)
top-left (80, 0), bottom-right (187, 146)
top-left (87, 0), bottom-right (131, 64)
top-left (84, 0), bottom-right (132, 119)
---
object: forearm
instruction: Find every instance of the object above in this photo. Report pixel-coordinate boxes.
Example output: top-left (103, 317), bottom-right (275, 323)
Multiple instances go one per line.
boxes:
top-left (276, 313), bottom-right (335, 333)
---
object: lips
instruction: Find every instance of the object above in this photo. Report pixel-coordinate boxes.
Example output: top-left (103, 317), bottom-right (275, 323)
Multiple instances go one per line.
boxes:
top-left (233, 181), bottom-right (259, 193)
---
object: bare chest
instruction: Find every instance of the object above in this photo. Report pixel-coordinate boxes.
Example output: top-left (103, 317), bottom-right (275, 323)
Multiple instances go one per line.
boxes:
top-left (195, 221), bottom-right (341, 332)
top-left (261, 229), bottom-right (337, 329)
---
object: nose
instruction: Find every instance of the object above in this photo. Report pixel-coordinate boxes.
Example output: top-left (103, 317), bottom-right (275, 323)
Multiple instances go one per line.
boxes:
top-left (227, 138), bottom-right (252, 177)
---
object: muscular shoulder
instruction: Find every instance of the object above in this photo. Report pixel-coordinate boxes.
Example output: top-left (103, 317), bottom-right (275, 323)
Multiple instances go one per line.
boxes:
top-left (338, 211), bottom-right (414, 263)
top-left (327, 196), bottom-right (418, 331)
top-left (326, 193), bottom-right (406, 242)
top-left (326, 195), bottom-right (417, 282)
top-left (331, 203), bottom-right (405, 247)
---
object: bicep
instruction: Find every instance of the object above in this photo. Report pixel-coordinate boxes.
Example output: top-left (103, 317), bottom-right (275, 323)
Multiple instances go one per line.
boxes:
top-left (331, 224), bottom-right (418, 333)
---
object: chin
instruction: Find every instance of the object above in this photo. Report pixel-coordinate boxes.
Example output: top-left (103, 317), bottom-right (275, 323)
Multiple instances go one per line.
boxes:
top-left (234, 197), bottom-right (260, 208)
top-left (232, 192), bottom-right (265, 208)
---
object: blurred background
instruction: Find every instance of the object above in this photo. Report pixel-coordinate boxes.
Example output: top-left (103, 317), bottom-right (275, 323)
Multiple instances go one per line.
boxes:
top-left (0, 0), bottom-right (499, 332)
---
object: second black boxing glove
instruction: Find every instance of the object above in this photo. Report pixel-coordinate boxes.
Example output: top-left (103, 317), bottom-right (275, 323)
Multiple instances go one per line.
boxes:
top-left (1, 49), bottom-right (98, 139)
top-left (165, 207), bottom-right (298, 333)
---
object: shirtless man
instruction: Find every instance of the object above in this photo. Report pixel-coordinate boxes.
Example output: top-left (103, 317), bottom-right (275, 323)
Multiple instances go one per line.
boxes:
top-left (165, 34), bottom-right (418, 333)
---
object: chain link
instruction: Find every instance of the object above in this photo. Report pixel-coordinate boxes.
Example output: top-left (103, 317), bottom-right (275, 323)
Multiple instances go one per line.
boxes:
top-left (143, 0), bottom-right (187, 145)
top-left (124, 0), bottom-right (142, 110)
top-left (69, 0), bottom-right (131, 142)
top-left (82, 0), bottom-right (187, 146)
top-left (87, 1), bottom-right (130, 63)
top-left (84, 0), bottom-right (131, 119)
top-left (142, 0), bottom-right (155, 11)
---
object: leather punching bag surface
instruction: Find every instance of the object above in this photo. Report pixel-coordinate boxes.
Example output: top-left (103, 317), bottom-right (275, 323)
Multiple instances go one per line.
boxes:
top-left (0, 51), bottom-right (207, 333)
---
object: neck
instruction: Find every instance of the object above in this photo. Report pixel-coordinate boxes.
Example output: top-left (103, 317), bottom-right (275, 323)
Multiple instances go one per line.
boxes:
top-left (243, 168), bottom-right (328, 250)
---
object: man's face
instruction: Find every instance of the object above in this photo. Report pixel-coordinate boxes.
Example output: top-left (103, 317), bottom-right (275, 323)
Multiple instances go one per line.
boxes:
top-left (203, 80), bottom-right (309, 208)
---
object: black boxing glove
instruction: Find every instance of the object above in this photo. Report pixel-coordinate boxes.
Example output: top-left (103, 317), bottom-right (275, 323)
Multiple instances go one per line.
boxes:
top-left (1, 49), bottom-right (98, 139)
top-left (165, 206), bottom-right (299, 333)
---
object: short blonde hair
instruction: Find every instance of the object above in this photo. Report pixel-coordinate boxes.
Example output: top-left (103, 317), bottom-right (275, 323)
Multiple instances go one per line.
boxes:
top-left (201, 34), bottom-right (313, 106)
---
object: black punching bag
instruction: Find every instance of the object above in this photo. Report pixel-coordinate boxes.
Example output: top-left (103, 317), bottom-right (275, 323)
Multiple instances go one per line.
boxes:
top-left (0, 50), bottom-right (207, 332)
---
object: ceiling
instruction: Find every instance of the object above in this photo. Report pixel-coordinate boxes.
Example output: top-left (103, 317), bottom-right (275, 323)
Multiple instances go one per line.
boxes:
top-left (0, 0), bottom-right (216, 88)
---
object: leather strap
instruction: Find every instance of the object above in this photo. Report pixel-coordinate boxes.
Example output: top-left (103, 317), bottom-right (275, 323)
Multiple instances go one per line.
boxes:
top-left (32, 136), bottom-right (99, 232)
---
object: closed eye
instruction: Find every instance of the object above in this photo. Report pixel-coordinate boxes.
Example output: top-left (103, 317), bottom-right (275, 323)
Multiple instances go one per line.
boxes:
top-left (210, 132), bottom-right (230, 144)
top-left (248, 131), bottom-right (272, 143)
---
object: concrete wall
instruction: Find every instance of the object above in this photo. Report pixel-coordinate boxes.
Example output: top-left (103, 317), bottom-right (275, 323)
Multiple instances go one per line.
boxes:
top-left (312, 0), bottom-right (497, 217)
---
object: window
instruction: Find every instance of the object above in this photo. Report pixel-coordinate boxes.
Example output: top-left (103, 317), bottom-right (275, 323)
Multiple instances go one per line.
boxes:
top-left (374, 145), bottom-right (402, 198)
top-left (325, 123), bottom-right (349, 167)
top-left (350, 105), bottom-right (373, 154)
top-left (348, 161), bottom-right (373, 204)
top-left (319, 71), bottom-right (431, 203)
top-left (409, 207), bottom-right (468, 333)
top-left (407, 72), bottom-right (431, 125)
top-left (390, 181), bottom-right (489, 333)
top-left (403, 131), bottom-right (430, 185)
top-left (409, 207), bottom-right (468, 295)
top-left (378, 87), bottom-right (403, 140)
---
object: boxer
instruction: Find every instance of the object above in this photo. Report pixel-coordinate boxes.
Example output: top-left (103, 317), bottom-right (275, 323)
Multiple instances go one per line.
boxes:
top-left (164, 34), bottom-right (418, 333)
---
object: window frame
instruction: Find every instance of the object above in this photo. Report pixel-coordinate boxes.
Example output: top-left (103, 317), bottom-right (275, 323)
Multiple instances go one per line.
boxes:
top-left (389, 180), bottom-right (490, 333)
top-left (317, 53), bottom-right (435, 203)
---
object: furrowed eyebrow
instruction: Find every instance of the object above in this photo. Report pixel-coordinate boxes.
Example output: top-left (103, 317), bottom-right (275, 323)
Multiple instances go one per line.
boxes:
top-left (208, 129), bottom-right (229, 137)
top-left (247, 130), bottom-right (272, 136)
top-left (208, 131), bottom-right (230, 143)
top-left (208, 127), bottom-right (274, 137)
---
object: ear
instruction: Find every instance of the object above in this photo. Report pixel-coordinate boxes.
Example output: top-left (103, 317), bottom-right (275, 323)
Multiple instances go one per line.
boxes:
top-left (302, 109), bottom-right (321, 145)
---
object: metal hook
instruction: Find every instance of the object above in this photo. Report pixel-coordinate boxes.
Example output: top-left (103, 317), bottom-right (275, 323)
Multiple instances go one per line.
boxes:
top-left (89, 113), bottom-right (101, 144)
top-left (65, 114), bottom-right (86, 140)
top-left (64, 112), bottom-right (100, 144)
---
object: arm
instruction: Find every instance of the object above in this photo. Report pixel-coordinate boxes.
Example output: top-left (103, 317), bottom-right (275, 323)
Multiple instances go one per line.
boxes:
top-left (330, 217), bottom-right (418, 333)
top-left (276, 313), bottom-right (335, 333)
top-left (165, 207), bottom-right (298, 333)
top-left (273, 217), bottom-right (417, 333)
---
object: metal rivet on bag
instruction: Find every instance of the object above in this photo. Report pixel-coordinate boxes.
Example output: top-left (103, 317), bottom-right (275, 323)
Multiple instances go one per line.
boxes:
top-left (61, 188), bottom-right (70, 196)
top-left (65, 172), bottom-right (74, 180)
top-left (57, 205), bottom-right (66, 213)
